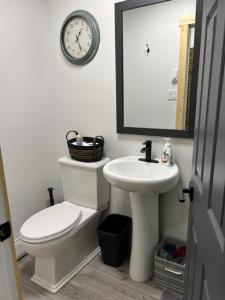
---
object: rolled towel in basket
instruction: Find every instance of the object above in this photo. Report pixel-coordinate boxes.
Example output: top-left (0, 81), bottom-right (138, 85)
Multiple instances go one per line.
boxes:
top-left (72, 141), bottom-right (99, 146)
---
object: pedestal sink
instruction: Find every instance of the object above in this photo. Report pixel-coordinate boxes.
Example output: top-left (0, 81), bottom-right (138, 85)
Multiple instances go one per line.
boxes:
top-left (103, 156), bottom-right (179, 282)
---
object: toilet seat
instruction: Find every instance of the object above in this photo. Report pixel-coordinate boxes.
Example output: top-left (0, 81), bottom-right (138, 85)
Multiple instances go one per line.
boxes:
top-left (20, 202), bottom-right (82, 243)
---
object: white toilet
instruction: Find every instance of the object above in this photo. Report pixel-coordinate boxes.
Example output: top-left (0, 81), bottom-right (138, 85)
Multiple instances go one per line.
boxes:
top-left (20, 156), bottom-right (110, 293)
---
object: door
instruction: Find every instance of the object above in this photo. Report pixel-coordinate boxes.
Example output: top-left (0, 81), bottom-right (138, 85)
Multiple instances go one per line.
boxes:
top-left (0, 148), bottom-right (23, 300)
top-left (185, 0), bottom-right (225, 299)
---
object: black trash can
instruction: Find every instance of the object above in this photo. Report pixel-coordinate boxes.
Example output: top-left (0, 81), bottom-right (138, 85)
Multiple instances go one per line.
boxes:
top-left (98, 214), bottom-right (132, 267)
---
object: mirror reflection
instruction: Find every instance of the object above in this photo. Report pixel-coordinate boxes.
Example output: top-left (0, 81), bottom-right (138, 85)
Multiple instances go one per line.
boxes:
top-left (123, 0), bottom-right (196, 130)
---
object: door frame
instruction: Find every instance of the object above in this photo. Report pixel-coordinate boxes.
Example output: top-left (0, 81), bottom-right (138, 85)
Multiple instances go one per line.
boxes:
top-left (0, 148), bottom-right (23, 300)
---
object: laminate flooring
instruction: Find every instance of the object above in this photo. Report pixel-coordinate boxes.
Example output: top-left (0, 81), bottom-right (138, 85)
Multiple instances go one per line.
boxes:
top-left (18, 254), bottom-right (164, 300)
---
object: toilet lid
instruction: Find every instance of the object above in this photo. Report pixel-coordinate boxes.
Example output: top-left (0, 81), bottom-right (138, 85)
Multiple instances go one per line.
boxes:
top-left (20, 202), bottom-right (82, 243)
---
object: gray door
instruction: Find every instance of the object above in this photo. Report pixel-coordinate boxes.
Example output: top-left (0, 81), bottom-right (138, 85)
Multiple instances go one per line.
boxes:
top-left (185, 0), bottom-right (225, 299)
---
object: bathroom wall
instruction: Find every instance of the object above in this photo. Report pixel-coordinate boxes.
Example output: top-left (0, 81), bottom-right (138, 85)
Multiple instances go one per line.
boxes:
top-left (0, 0), bottom-right (194, 258)
top-left (46, 0), bottom-right (193, 242)
top-left (0, 0), bottom-right (57, 257)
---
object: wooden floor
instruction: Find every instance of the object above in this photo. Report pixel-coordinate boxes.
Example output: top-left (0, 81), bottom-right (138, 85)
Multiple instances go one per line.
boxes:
top-left (18, 254), bottom-right (163, 300)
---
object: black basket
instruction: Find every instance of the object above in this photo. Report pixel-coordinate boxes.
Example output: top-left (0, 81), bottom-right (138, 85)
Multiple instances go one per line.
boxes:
top-left (66, 130), bottom-right (104, 162)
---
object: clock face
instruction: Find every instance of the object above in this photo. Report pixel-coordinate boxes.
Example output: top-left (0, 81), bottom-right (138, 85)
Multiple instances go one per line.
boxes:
top-left (63, 17), bottom-right (93, 59)
top-left (61, 11), bottom-right (100, 65)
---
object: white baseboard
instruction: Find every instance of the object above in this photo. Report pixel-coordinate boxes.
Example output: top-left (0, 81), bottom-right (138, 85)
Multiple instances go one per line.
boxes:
top-left (14, 238), bottom-right (26, 260)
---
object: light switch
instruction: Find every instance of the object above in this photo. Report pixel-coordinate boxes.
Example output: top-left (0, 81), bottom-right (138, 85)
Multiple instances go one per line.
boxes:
top-left (168, 89), bottom-right (177, 100)
top-left (171, 69), bottom-right (178, 85)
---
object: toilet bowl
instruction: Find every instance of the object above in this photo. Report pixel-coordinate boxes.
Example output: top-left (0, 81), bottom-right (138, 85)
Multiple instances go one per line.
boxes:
top-left (20, 156), bottom-right (110, 293)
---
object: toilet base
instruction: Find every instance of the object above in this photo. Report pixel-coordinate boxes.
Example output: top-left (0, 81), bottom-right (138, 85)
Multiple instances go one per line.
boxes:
top-left (28, 214), bottom-right (100, 293)
top-left (31, 247), bottom-right (100, 293)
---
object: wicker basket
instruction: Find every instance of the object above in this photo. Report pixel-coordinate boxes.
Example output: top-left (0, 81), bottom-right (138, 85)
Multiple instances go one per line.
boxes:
top-left (66, 130), bottom-right (104, 162)
top-left (154, 238), bottom-right (186, 298)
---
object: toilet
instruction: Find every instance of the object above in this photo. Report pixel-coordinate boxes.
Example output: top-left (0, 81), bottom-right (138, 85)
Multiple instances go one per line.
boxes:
top-left (20, 156), bottom-right (110, 293)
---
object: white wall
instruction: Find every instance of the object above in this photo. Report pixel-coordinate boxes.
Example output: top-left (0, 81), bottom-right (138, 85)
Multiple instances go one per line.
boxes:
top-left (123, 0), bottom-right (196, 129)
top-left (47, 0), bottom-right (193, 241)
top-left (0, 0), bottom-right (194, 256)
top-left (0, 0), bottom-right (58, 256)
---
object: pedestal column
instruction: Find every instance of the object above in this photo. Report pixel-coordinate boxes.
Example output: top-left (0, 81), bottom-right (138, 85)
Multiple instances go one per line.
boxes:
top-left (129, 192), bottom-right (159, 282)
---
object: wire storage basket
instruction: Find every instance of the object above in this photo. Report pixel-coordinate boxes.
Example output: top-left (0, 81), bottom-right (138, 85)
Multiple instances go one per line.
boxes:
top-left (66, 130), bottom-right (104, 162)
top-left (154, 238), bottom-right (186, 298)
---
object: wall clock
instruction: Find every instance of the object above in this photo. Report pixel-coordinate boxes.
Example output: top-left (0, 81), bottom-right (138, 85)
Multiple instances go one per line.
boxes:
top-left (60, 10), bottom-right (100, 65)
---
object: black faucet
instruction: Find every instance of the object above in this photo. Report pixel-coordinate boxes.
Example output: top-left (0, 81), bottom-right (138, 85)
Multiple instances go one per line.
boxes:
top-left (139, 140), bottom-right (159, 163)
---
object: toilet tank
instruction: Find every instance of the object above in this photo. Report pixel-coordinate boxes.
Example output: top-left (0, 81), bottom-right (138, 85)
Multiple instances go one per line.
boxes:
top-left (58, 156), bottom-right (110, 210)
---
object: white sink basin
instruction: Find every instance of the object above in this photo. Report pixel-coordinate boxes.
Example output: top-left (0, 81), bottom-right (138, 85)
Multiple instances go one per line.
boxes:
top-left (103, 156), bottom-right (180, 283)
top-left (103, 156), bottom-right (179, 193)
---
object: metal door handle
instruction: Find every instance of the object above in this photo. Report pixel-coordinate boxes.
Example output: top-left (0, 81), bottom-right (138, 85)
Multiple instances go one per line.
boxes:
top-left (179, 182), bottom-right (194, 203)
top-left (183, 186), bottom-right (194, 202)
top-left (164, 267), bottom-right (183, 276)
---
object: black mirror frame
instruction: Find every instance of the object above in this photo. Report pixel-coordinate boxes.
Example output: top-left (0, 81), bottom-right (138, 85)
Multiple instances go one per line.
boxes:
top-left (115, 0), bottom-right (203, 139)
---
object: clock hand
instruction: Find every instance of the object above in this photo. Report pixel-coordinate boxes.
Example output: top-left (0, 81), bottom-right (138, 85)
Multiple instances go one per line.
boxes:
top-left (75, 28), bottom-right (82, 44)
top-left (75, 28), bottom-right (82, 40)
top-left (78, 41), bottom-right (82, 52)
top-left (78, 28), bottom-right (82, 37)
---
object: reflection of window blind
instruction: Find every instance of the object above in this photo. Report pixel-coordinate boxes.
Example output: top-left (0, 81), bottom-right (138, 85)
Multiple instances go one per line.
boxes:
top-left (185, 48), bottom-right (194, 130)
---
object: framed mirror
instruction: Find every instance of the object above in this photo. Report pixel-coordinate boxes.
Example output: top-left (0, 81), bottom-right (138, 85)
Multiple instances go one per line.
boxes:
top-left (115, 0), bottom-right (202, 138)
